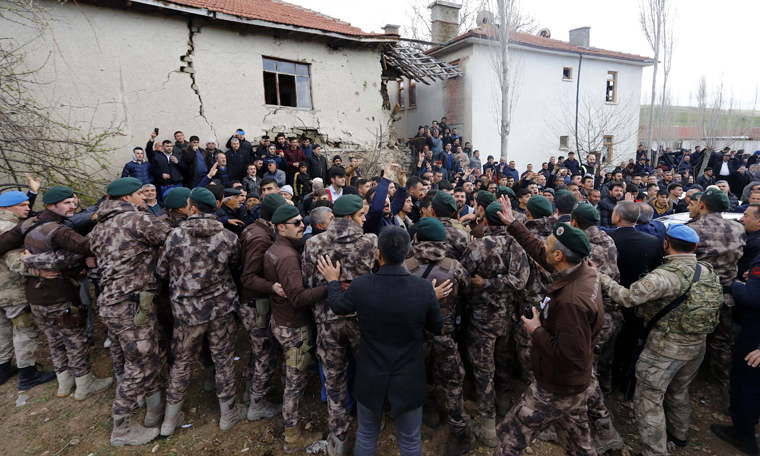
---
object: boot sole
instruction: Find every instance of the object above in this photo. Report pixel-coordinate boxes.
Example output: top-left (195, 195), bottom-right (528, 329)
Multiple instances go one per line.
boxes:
top-left (160, 412), bottom-right (184, 436)
top-left (111, 428), bottom-right (160, 447)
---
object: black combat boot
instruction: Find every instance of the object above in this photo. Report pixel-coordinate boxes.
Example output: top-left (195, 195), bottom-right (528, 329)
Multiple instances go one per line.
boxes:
top-left (18, 365), bottom-right (56, 391)
top-left (0, 361), bottom-right (18, 386)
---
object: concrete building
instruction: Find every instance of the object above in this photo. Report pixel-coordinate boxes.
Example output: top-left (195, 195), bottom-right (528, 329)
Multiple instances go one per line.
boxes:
top-left (3, 0), bottom-right (399, 175)
top-left (389, 1), bottom-right (654, 173)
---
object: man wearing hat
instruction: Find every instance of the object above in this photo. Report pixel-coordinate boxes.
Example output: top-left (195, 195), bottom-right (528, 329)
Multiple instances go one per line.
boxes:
top-left (685, 188), bottom-right (746, 408)
top-left (239, 193), bottom-right (288, 421)
top-left (255, 135), bottom-right (270, 158)
top-left (156, 187), bottom-right (247, 437)
top-left (263, 204), bottom-right (326, 453)
top-left (263, 159), bottom-right (286, 187)
top-left (467, 190), bottom-right (496, 239)
top-left (156, 187), bottom-right (191, 229)
top-left (600, 225), bottom-right (723, 456)
top-left (301, 194), bottom-right (378, 455)
top-left (216, 187), bottom-right (246, 236)
top-left (0, 189), bottom-right (57, 391)
top-left (87, 177), bottom-right (173, 446)
top-left (0, 185), bottom-right (105, 400)
top-left (423, 191), bottom-right (470, 260)
top-left (459, 202), bottom-right (530, 448)
top-left (497, 197), bottom-right (603, 456)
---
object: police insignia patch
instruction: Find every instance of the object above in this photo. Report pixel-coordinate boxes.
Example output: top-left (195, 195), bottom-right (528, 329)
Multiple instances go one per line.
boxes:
top-left (642, 279), bottom-right (655, 292)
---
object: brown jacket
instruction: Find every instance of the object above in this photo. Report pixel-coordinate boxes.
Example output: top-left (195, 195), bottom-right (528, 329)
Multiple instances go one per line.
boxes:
top-left (264, 235), bottom-right (327, 328)
top-left (240, 219), bottom-right (276, 301)
top-left (507, 220), bottom-right (604, 395)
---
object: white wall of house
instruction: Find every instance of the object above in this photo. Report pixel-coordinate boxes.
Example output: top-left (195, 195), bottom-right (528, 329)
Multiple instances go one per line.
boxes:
top-left (3, 1), bottom-right (390, 178)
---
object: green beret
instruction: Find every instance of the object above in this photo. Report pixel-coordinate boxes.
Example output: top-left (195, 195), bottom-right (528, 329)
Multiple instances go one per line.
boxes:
top-left (526, 195), bottom-right (553, 218)
top-left (572, 202), bottom-right (599, 222)
top-left (271, 204), bottom-right (301, 225)
top-left (476, 190), bottom-right (497, 208)
top-left (333, 194), bottom-right (364, 217)
top-left (189, 187), bottom-right (217, 208)
top-left (416, 217), bottom-right (447, 242)
top-left (42, 186), bottom-right (74, 205)
top-left (432, 191), bottom-right (457, 216)
top-left (485, 201), bottom-right (505, 226)
top-left (555, 189), bottom-right (574, 200)
top-left (497, 186), bottom-right (515, 198)
top-left (261, 193), bottom-right (287, 221)
top-left (105, 177), bottom-right (143, 198)
top-left (552, 222), bottom-right (591, 257)
top-left (164, 187), bottom-right (191, 209)
top-left (700, 188), bottom-right (730, 211)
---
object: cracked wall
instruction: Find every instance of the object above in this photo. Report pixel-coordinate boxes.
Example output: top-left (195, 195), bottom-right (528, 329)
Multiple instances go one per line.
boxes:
top-left (2, 0), bottom-right (391, 177)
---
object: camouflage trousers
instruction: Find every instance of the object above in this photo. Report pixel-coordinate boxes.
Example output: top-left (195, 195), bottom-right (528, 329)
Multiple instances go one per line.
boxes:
top-left (156, 293), bottom-right (213, 370)
top-left (425, 330), bottom-right (469, 434)
top-left (167, 312), bottom-right (237, 405)
top-left (706, 295), bottom-right (734, 388)
top-left (30, 301), bottom-right (91, 377)
top-left (271, 320), bottom-right (312, 428)
top-left (101, 301), bottom-right (165, 416)
top-left (108, 328), bottom-right (125, 378)
top-left (0, 304), bottom-right (39, 368)
top-left (468, 314), bottom-right (513, 420)
top-left (514, 317), bottom-right (534, 384)
top-left (499, 382), bottom-right (596, 456)
top-left (317, 317), bottom-right (360, 441)
top-left (595, 307), bottom-right (623, 396)
top-left (238, 302), bottom-right (279, 398)
top-left (634, 345), bottom-right (704, 456)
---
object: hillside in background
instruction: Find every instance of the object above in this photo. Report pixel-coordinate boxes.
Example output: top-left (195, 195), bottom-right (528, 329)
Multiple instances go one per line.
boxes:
top-left (640, 105), bottom-right (760, 129)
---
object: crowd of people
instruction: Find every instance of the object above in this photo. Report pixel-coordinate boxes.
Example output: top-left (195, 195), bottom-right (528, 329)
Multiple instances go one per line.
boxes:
top-left (0, 121), bottom-right (757, 456)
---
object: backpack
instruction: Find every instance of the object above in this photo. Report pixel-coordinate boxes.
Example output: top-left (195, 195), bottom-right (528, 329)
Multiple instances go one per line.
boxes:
top-left (657, 261), bottom-right (723, 334)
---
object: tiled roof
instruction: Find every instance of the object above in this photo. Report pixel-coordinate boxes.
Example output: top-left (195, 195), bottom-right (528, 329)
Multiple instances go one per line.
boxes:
top-left (157, 0), bottom-right (395, 38)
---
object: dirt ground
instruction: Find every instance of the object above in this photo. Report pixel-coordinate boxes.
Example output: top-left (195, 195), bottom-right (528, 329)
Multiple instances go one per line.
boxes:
top-left (0, 320), bottom-right (753, 456)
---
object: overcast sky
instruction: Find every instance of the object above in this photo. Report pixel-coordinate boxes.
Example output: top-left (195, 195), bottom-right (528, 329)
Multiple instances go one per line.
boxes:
top-left (287, 0), bottom-right (759, 109)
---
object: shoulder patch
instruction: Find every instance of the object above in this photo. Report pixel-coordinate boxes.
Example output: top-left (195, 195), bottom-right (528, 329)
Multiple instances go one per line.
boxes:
top-left (440, 257), bottom-right (452, 272)
top-left (641, 279), bottom-right (656, 292)
top-left (405, 257), bottom-right (420, 272)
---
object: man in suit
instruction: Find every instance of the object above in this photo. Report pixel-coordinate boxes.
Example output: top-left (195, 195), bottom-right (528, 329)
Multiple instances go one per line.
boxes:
top-left (316, 226), bottom-right (448, 456)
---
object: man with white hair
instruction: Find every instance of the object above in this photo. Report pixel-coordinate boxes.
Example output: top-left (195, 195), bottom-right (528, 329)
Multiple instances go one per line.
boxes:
top-left (142, 184), bottom-right (165, 217)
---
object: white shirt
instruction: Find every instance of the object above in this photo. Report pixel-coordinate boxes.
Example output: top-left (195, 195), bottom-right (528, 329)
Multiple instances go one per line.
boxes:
top-left (328, 185), bottom-right (343, 202)
top-left (720, 161), bottom-right (730, 176)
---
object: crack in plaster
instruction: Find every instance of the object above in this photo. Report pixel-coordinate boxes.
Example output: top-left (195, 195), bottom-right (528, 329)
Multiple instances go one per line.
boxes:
top-left (183, 19), bottom-right (218, 138)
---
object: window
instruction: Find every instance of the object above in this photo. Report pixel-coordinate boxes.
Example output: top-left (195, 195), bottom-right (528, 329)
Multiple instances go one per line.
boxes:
top-left (606, 71), bottom-right (617, 103)
top-left (397, 80), bottom-right (405, 109)
top-left (563, 67), bottom-right (572, 80)
top-left (603, 135), bottom-right (613, 161)
top-left (408, 79), bottom-right (417, 107)
top-left (559, 136), bottom-right (569, 149)
top-left (263, 58), bottom-right (311, 109)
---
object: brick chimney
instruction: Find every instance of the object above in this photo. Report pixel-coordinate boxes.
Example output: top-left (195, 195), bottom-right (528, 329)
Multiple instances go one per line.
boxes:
top-left (569, 27), bottom-right (590, 48)
top-left (429, 0), bottom-right (461, 44)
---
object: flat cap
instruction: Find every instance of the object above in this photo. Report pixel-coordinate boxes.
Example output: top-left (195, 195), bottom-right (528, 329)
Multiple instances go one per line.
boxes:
top-left (224, 187), bottom-right (242, 196)
top-left (189, 187), bottom-right (217, 208)
top-left (432, 191), bottom-right (457, 216)
top-left (497, 186), bottom-right (515, 198)
top-left (666, 224), bottom-right (699, 243)
top-left (476, 190), bottom-right (497, 208)
top-left (333, 194), bottom-right (364, 217)
top-left (572, 202), bottom-right (600, 222)
top-left (485, 201), bottom-right (505, 226)
top-left (552, 222), bottom-right (591, 257)
top-left (164, 187), bottom-right (191, 209)
top-left (106, 177), bottom-right (143, 198)
top-left (416, 217), bottom-right (447, 242)
top-left (527, 195), bottom-right (553, 218)
top-left (261, 193), bottom-right (287, 221)
top-left (700, 188), bottom-right (730, 211)
top-left (271, 204), bottom-right (301, 225)
top-left (0, 191), bottom-right (28, 208)
top-left (42, 186), bottom-right (74, 205)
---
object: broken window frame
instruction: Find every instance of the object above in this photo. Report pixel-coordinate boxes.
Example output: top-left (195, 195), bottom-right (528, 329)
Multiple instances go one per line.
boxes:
top-left (559, 135), bottom-right (569, 150)
top-left (398, 79), bottom-right (405, 109)
top-left (262, 57), bottom-right (312, 110)
top-left (562, 67), bottom-right (572, 81)
top-left (408, 79), bottom-right (417, 108)
top-left (606, 71), bottom-right (617, 103)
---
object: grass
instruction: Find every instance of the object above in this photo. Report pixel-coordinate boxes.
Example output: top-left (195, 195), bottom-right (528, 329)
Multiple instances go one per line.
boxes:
top-left (641, 105), bottom-right (760, 130)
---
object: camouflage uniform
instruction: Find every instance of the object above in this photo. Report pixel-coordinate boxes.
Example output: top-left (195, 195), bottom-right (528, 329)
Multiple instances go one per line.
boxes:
top-left (686, 212), bottom-right (745, 387)
top-left (270, 321), bottom-right (311, 427)
top-left (406, 239), bottom-right (471, 434)
top-left (459, 226), bottom-right (530, 420)
top-left (437, 217), bottom-right (471, 260)
top-left (601, 254), bottom-right (723, 456)
top-left (156, 213), bottom-right (241, 405)
top-left (302, 217), bottom-right (378, 441)
top-left (88, 200), bottom-right (171, 416)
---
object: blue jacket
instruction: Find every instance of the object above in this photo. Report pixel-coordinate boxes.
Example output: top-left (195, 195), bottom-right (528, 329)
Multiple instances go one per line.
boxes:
top-left (121, 156), bottom-right (153, 185)
top-left (635, 220), bottom-right (666, 245)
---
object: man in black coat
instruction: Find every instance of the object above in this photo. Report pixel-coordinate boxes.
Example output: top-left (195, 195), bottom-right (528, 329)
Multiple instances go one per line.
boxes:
top-left (738, 203), bottom-right (760, 278)
top-left (225, 129), bottom-right (254, 156)
top-left (598, 182), bottom-right (624, 229)
top-left (306, 144), bottom-right (329, 183)
top-left (317, 226), bottom-right (447, 456)
top-left (225, 138), bottom-right (252, 182)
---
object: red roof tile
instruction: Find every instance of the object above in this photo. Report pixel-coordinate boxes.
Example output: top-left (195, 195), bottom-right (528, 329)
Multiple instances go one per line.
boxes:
top-left (157, 0), bottom-right (395, 38)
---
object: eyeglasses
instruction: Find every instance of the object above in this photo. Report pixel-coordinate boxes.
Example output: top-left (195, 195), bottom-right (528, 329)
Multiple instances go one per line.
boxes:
top-left (284, 219), bottom-right (304, 226)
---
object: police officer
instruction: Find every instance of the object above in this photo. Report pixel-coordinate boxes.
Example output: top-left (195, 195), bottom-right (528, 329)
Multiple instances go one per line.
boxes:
top-left (428, 191), bottom-right (470, 260)
top-left (600, 225), bottom-right (723, 456)
top-left (406, 218), bottom-right (475, 456)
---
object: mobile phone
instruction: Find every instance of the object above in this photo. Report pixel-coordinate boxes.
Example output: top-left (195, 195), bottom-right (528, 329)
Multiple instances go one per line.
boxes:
top-left (523, 306), bottom-right (535, 319)
top-left (154, 127), bottom-right (159, 134)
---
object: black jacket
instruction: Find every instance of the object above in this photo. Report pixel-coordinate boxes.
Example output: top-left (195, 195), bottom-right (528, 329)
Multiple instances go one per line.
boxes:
top-left (738, 230), bottom-right (760, 278)
top-left (326, 264), bottom-right (443, 417)
top-left (226, 136), bottom-right (254, 156)
top-left (607, 226), bottom-right (662, 287)
top-left (307, 153), bottom-right (329, 182)
top-left (598, 195), bottom-right (619, 229)
top-left (181, 147), bottom-right (214, 187)
top-left (225, 149), bottom-right (252, 182)
top-left (151, 151), bottom-right (186, 185)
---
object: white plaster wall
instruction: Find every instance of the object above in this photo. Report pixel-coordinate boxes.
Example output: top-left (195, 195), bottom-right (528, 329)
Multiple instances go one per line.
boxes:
top-left (2, 1), bottom-right (390, 179)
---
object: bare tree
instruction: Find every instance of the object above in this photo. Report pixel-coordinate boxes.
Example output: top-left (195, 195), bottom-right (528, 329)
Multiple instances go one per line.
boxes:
top-left (656, 5), bottom-right (677, 150)
top-left (639, 0), bottom-right (669, 160)
top-left (403, 0), bottom-right (483, 43)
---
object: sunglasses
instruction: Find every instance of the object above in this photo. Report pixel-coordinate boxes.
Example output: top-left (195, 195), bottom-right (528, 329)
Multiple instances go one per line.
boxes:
top-left (284, 219), bottom-right (304, 226)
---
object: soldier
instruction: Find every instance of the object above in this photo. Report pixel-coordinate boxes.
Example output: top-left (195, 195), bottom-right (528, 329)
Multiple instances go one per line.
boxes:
top-left (156, 187), bottom-right (247, 436)
top-left (686, 188), bottom-right (746, 406)
top-left (156, 187), bottom-right (191, 228)
top-left (264, 204), bottom-right (327, 453)
top-left (459, 202), bottom-right (530, 448)
top-left (570, 203), bottom-right (625, 454)
top-left (600, 225), bottom-right (723, 456)
top-left (467, 191), bottom-right (497, 239)
top-left (0, 191), bottom-right (56, 390)
top-left (0, 186), bottom-right (111, 401)
top-left (87, 178), bottom-right (171, 446)
top-left (406, 218), bottom-right (475, 455)
top-left (302, 194), bottom-right (378, 456)
top-left (239, 193), bottom-right (288, 420)
top-left (428, 191), bottom-right (470, 259)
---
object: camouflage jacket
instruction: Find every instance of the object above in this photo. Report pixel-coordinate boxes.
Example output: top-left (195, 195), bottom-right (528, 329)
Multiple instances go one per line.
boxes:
top-left (87, 200), bottom-right (172, 314)
top-left (524, 216), bottom-right (557, 242)
top-left (686, 212), bottom-right (746, 286)
top-left (0, 210), bottom-right (25, 307)
top-left (437, 217), bottom-right (470, 260)
top-left (156, 210), bottom-right (188, 229)
top-left (156, 213), bottom-right (240, 326)
top-left (459, 225), bottom-right (530, 321)
top-left (302, 217), bottom-right (378, 324)
top-left (408, 239), bottom-right (471, 323)
top-left (518, 217), bottom-right (556, 305)
top-left (585, 225), bottom-right (621, 310)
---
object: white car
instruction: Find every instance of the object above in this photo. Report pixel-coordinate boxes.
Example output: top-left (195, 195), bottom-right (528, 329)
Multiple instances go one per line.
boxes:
top-left (655, 211), bottom-right (743, 228)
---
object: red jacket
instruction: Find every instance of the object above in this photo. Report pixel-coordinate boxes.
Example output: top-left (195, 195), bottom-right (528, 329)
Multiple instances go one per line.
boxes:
top-left (284, 146), bottom-right (306, 175)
